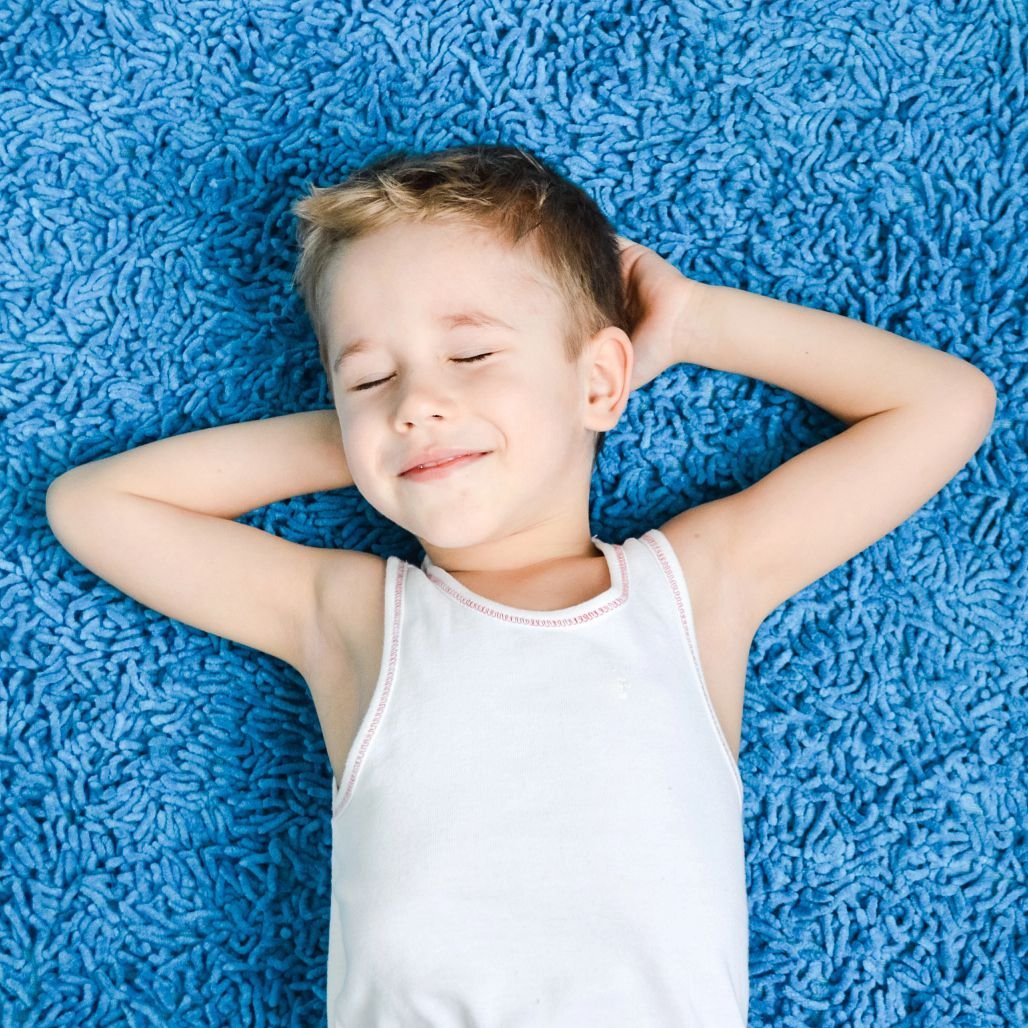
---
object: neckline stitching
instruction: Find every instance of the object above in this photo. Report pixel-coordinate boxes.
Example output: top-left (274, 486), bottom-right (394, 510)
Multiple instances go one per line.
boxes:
top-left (422, 540), bottom-right (628, 624)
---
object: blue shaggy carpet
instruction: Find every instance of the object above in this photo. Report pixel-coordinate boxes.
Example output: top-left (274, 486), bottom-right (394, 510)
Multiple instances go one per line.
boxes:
top-left (2, 0), bottom-right (1025, 1025)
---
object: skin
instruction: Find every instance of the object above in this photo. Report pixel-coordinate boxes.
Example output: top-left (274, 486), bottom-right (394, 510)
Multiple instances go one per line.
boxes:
top-left (321, 217), bottom-right (634, 587)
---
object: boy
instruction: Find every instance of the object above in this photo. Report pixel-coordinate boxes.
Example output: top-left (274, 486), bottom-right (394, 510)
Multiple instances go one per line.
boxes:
top-left (46, 144), bottom-right (995, 1025)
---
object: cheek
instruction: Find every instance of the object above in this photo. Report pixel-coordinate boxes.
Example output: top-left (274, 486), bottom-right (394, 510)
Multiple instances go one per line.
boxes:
top-left (481, 380), bottom-right (543, 433)
top-left (334, 412), bottom-right (373, 467)
top-left (512, 367), bottom-right (575, 417)
top-left (491, 365), bottom-right (562, 408)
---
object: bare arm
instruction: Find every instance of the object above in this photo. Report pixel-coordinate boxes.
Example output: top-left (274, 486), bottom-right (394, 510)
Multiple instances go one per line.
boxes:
top-left (45, 410), bottom-right (357, 676)
top-left (684, 283), bottom-right (994, 424)
top-left (663, 281), bottom-right (995, 629)
top-left (52, 409), bottom-right (353, 515)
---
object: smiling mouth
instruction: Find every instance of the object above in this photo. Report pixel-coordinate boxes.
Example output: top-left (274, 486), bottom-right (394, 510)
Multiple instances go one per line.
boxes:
top-left (401, 452), bottom-right (490, 478)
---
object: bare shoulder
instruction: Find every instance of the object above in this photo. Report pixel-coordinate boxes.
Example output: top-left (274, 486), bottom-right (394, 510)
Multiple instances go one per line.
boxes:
top-left (656, 497), bottom-right (759, 639)
top-left (309, 547), bottom-right (388, 669)
top-left (655, 500), bottom-right (758, 764)
top-left (303, 547), bottom-right (389, 786)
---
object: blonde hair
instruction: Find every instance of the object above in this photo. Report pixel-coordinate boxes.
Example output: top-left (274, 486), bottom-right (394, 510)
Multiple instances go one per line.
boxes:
top-left (290, 143), bottom-right (631, 458)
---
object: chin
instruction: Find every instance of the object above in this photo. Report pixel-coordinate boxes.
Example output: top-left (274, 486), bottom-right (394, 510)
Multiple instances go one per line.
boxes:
top-left (415, 530), bottom-right (478, 551)
top-left (412, 521), bottom-right (494, 552)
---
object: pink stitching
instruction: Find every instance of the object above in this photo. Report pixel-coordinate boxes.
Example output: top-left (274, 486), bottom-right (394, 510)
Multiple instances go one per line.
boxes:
top-left (333, 559), bottom-right (406, 818)
top-left (422, 544), bottom-right (629, 625)
top-left (332, 537), bottom-right (743, 815)
top-left (642, 531), bottom-right (744, 808)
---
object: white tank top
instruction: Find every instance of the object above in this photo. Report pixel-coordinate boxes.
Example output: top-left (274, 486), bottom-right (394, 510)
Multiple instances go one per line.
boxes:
top-left (327, 528), bottom-right (748, 1026)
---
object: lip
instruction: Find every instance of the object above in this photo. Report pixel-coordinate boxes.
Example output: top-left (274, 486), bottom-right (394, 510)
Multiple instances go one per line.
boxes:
top-left (400, 448), bottom-right (490, 475)
top-left (399, 452), bottom-right (489, 481)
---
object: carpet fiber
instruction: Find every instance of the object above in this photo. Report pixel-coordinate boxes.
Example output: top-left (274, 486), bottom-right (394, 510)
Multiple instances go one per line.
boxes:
top-left (2, 1), bottom-right (1025, 1025)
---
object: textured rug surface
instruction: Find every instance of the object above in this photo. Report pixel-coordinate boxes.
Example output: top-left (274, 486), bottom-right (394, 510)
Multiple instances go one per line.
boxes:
top-left (3, 0), bottom-right (1025, 1025)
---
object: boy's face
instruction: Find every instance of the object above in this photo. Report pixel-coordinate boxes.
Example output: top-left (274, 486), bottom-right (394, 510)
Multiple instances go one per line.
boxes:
top-left (322, 218), bottom-right (630, 557)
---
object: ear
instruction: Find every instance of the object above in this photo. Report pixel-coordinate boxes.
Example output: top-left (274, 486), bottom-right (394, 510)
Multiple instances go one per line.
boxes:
top-left (582, 326), bottom-right (633, 433)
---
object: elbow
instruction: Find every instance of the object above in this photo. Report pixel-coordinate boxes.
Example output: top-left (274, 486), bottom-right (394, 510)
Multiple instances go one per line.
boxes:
top-left (46, 474), bottom-right (77, 537)
top-left (954, 371), bottom-right (997, 451)
top-left (969, 370), bottom-right (997, 433)
top-left (46, 468), bottom-right (95, 534)
top-left (46, 474), bottom-right (70, 517)
top-left (940, 363), bottom-right (997, 424)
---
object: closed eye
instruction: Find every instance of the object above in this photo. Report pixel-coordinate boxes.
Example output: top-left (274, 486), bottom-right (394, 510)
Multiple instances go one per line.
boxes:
top-left (350, 353), bottom-right (494, 392)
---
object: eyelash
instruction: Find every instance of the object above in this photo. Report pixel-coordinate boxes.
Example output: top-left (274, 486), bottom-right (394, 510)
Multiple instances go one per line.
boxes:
top-left (350, 353), bottom-right (493, 392)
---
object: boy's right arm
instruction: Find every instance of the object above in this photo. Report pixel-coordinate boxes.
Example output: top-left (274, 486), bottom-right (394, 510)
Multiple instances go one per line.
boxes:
top-left (45, 410), bottom-right (355, 680)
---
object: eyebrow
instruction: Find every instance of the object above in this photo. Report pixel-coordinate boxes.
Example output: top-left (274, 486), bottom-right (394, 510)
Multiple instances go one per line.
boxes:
top-left (331, 310), bottom-right (515, 372)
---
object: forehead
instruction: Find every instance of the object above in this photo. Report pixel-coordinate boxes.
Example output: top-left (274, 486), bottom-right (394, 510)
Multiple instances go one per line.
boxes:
top-left (333, 218), bottom-right (548, 285)
top-left (323, 221), bottom-right (562, 360)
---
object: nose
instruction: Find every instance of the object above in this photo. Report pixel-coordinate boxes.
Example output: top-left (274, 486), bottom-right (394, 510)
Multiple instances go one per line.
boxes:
top-left (391, 368), bottom-right (455, 428)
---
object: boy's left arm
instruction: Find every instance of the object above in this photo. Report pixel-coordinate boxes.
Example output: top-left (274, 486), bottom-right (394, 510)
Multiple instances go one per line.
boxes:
top-left (662, 280), bottom-right (997, 632)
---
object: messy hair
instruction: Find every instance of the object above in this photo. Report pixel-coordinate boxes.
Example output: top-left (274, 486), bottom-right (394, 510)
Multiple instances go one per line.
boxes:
top-left (289, 142), bottom-right (631, 459)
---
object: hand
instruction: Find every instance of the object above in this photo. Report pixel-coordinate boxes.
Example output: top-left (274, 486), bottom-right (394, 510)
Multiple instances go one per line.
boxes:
top-left (616, 235), bottom-right (707, 390)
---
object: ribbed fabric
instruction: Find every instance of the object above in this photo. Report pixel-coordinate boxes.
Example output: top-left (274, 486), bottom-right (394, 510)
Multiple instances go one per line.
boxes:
top-left (327, 529), bottom-right (747, 1027)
